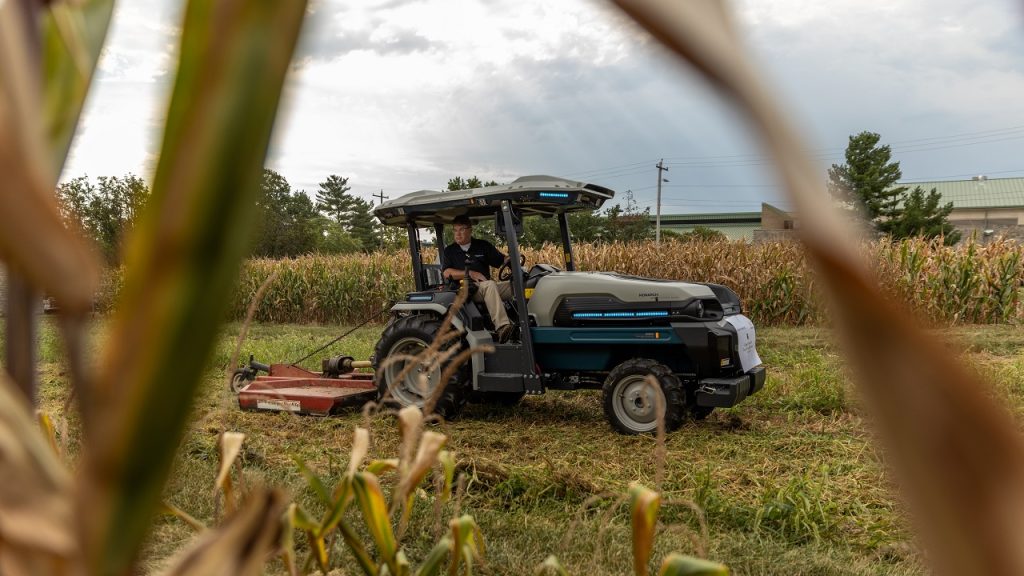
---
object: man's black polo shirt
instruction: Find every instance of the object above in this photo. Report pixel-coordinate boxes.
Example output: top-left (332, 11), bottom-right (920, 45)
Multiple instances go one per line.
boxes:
top-left (443, 238), bottom-right (505, 280)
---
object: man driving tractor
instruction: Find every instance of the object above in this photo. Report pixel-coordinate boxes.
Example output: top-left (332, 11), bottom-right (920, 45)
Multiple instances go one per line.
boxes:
top-left (441, 215), bottom-right (515, 342)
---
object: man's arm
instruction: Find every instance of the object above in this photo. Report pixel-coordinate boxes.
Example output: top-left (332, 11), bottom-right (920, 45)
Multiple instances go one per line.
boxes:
top-left (444, 267), bottom-right (487, 281)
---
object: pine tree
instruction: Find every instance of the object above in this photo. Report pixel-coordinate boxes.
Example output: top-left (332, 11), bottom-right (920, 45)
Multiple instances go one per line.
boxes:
top-left (829, 131), bottom-right (959, 243)
top-left (316, 174), bottom-right (378, 251)
top-left (888, 186), bottom-right (961, 245)
top-left (828, 131), bottom-right (906, 228)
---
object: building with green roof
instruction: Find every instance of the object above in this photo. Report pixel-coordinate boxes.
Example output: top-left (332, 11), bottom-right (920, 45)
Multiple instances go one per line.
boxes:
top-left (651, 176), bottom-right (1024, 242)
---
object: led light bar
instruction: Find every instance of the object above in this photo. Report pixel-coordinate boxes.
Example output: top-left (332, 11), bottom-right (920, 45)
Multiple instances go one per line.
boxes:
top-left (408, 295), bottom-right (433, 301)
top-left (539, 192), bottom-right (570, 199)
top-left (572, 310), bottom-right (670, 319)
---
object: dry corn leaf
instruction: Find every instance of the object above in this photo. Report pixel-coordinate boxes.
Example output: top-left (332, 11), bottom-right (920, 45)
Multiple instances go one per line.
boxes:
top-left (0, 372), bottom-right (77, 573)
top-left (629, 483), bottom-right (660, 576)
top-left (0, 2), bottom-right (99, 313)
top-left (348, 427), bottom-right (370, 477)
top-left (157, 488), bottom-right (287, 576)
top-left (611, 1), bottom-right (1024, 573)
top-left (215, 432), bottom-right (246, 490)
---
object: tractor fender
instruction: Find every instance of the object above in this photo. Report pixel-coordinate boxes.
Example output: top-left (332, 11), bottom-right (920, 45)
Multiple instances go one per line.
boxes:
top-left (388, 302), bottom-right (466, 332)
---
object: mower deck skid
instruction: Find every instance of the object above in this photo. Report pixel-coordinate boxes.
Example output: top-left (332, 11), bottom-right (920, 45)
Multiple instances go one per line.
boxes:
top-left (237, 363), bottom-right (376, 416)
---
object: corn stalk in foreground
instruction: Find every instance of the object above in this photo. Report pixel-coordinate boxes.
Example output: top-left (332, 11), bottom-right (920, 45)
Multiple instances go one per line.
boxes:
top-left (0, 0), bottom-right (308, 574)
top-left (610, 1), bottom-right (1024, 574)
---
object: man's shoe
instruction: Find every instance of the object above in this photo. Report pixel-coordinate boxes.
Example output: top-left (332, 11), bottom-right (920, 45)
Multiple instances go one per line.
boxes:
top-left (495, 323), bottom-right (514, 343)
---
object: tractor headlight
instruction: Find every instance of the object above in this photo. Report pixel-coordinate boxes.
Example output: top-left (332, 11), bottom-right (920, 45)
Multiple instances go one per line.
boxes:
top-left (681, 299), bottom-right (704, 318)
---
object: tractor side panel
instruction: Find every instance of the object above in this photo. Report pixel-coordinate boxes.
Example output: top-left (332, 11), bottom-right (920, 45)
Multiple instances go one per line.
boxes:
top-left (530, 327), bottom-right (695, 373)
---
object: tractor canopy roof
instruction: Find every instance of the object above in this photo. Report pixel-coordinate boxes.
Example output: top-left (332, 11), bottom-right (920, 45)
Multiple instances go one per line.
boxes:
top-left (373, 175), bottom-right (614, 226)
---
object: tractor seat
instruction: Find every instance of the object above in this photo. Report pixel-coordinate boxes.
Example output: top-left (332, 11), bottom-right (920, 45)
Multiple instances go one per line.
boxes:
top-left (421, 265), bottom-right (444, 289)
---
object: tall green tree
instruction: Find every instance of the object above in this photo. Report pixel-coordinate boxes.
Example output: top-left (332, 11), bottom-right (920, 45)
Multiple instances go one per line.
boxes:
top-left (55, 173), bottom-right (150, 263)
top-left (829, 132), bottom-right (959, 243)
top-left (315, 174), bottom-right (378, 252)
top-left (828, 131), bottom-right (905, 227)
top-left (252, 169), bottom-right (323, 257)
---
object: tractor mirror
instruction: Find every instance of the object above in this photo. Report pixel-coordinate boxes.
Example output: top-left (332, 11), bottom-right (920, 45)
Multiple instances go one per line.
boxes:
top-left (495, 208), bottom-right (523, 238)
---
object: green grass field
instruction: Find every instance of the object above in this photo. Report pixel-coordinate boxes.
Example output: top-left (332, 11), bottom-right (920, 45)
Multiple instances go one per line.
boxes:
top-left (30, 320), bottom-right (1024, 575)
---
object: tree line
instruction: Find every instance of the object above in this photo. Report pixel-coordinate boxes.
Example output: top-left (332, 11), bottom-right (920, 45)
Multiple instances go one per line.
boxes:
top-left (54, 170), bottom-right (688, 263)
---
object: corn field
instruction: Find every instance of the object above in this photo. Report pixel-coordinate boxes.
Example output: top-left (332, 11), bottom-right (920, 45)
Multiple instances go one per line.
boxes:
top-left (89, 237), bottom-right (1024, 327)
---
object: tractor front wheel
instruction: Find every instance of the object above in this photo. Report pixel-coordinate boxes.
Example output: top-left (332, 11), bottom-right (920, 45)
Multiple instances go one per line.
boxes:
top-left (602, 359), bottom-right (687, 435)
top-left (373, 314), bottom-right (468, 421)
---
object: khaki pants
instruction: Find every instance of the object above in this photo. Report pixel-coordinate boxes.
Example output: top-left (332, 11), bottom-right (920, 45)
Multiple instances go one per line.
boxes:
top-left (473, 280), bottom-right (512, 329)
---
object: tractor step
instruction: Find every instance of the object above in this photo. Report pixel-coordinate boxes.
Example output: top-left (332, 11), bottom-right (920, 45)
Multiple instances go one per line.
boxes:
top-left (237, 363), bottom-right (376, 416)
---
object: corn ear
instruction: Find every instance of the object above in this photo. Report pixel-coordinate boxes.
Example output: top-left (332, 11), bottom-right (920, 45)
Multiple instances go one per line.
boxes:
top-left (629, 483), bottom-right (661, 576)
top-left (658, 554), bottom-right (728, 576)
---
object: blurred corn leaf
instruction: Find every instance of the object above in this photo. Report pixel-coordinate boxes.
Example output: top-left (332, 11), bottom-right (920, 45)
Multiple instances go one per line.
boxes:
top-left (629, 483), bottom-right (660, 576)
top-left (657, 554), bottom-right (728, 576)
top-left (417, 537), bottom-right (454, 576)
top-left (157, 489), bottom-right (288, 576)
top-left (611, 1), bottom-right (1024, 574)
top-left (0, 2), bottom-right (99, 313)
top-left (0, 374), bottom-right (77, 575)
top-left (41, 0), bottom-right (115, 172)
top-left (77, 0), bottom-right (308, 573)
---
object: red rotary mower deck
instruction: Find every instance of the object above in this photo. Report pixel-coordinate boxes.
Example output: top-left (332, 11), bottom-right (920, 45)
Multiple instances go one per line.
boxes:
top-left (236, 363), bottom-right (377, 416)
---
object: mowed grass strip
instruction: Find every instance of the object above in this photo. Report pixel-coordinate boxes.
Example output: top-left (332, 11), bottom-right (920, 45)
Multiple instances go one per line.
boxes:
top-left (33, 321), bottom-right (1024, 575)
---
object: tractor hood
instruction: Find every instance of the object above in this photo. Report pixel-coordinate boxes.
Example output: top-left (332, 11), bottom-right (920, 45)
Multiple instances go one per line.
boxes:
top-left (527, 271), bottom-right (721, 327)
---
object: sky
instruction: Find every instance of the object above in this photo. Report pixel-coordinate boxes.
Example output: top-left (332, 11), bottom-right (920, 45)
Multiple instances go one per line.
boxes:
top-left (63, 0), bottom-right (1024, 215)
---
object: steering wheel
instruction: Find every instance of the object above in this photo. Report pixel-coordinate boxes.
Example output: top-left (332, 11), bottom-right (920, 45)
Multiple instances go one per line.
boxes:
top-left (498, 254), bottom-right (527, 282)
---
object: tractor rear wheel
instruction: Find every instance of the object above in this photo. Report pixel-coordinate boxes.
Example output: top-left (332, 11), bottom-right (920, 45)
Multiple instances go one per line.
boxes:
top-left (373, 314), bottom-right (467, 421)
top-left (602, 358), bottom-right (687, 435)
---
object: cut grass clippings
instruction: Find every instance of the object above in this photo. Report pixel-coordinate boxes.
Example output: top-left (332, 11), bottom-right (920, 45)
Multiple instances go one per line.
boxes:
top-left (32, 320), bottom-right (1024, 574)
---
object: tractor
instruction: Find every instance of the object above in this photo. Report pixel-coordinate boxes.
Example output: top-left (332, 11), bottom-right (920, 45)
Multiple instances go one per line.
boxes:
top-left (370, 175), bottom-right (765, 434)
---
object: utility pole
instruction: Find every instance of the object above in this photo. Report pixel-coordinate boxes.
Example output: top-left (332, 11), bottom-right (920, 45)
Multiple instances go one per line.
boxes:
top-left (655, 159), bottom-right (669, 246)
top-left (373, 189), bottom-right (388, 206)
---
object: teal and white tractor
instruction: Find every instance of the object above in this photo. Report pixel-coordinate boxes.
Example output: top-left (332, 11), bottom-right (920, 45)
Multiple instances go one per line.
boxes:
top-left (371, 176), bottom-right (765, 434)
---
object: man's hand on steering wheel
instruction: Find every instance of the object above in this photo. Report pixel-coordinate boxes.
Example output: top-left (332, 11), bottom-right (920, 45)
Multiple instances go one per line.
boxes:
top-left (497, 254), bottom-right (527, 282)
